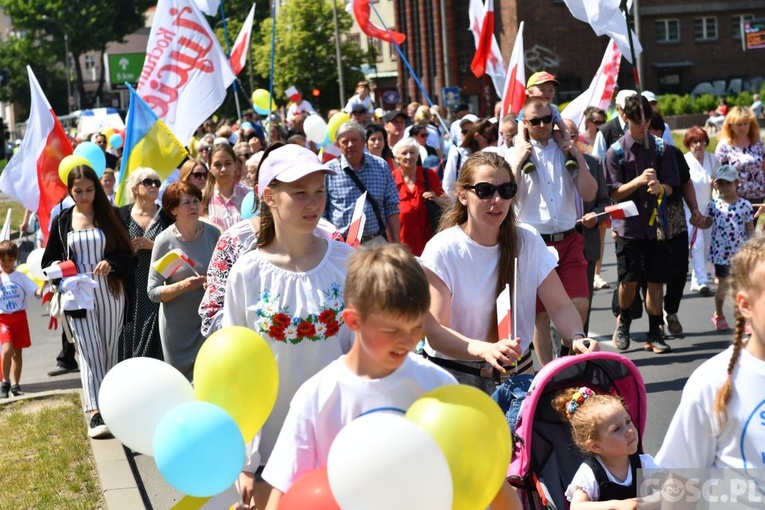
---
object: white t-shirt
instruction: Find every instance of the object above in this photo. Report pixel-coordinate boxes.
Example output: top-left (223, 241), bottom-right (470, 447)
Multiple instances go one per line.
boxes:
top-left (656, 346), bottom-right (765, 470)
top-left (565, 454), bottom-right (660, 501)
top-left (684, 151), bottom-right (720, 221)
top-left (287, 100), bottom-right (316, 122)
top-left (419, 223), bottom-right (558, 358)
top-left (262, 353), bottom-right (457, 492)
top-left (0, 271), bottom-right (38, 314)
top-left (344, 95), bottom-right (374, 114)
top-left (222, 239), bottom-right (355, 468)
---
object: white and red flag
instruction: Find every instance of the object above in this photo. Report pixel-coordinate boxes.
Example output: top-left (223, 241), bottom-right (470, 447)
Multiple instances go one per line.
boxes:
top-left (469, 0), bottom-right (506, 97)
top-left (345, 192), bottom-right (367, 249)
top-left (0, 66), bottom-right (70, 243)
top-left (137, 0), bottom-right (235, 145)
top-left (562, 0), bottom-right (642, 63)
top-left (500, 22), bottom-right (526, 118)
top-left (496, 283), bottom-right (512, 342)
top-left (605, 201), bottom-right (638, 219)
top-left (347, 0), bottom-right (406, 45)
top-left (562, 39), bottom-right (622, 131)
top-left (230, 4), bottom-right (255, 75)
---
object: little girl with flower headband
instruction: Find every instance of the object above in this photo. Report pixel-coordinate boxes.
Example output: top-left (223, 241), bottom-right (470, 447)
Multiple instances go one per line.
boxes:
top-left (553, 387), bottom-right (659, 510)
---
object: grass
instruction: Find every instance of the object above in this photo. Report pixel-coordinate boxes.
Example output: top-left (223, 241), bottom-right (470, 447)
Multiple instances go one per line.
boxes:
top-left (0, 199), bottom-right (29, 234)
top-left (0, 393), bottom-right (102, 509)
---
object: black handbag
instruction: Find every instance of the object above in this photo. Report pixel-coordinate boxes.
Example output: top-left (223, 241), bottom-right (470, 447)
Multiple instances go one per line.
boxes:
top-left (421, 168), bottom-right (443, 235)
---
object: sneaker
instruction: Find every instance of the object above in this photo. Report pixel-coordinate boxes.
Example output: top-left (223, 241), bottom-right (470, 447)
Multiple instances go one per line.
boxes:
top-left (698, 285), bottom-right (712, 297)
top-left (47, 365), bottom-right (79, 377)
top-left (644, 334), bottom-right (671, 354)
top-left (613, 318), bottom-right (631, 351)
top-left (0, 381), bottom-right (9, 399)
top-left (593, 274), bottom-right (611, 290)
top-left (666, 313), bottom-right (683, 336)
top-left (10, 384), bottom-right (23, 397)
top-left (88, 413), bottom-right (111, 439)
top-left (712, 314), bottom-right (729, 331)
top-left (521, 159), bottom-right (536, 174)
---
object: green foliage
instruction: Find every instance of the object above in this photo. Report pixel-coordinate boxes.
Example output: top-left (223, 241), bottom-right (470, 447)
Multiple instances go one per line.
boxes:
top-left (655, 90), bottom-right (760, 117)
top-left (695, 94), bottom-right (718, 113)
top-left (251, 0), bottom-right (370, 112)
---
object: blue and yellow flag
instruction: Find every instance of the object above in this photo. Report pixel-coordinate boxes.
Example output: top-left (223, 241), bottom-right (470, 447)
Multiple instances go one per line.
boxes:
top-left (115, 85), bottom-right (188, 205)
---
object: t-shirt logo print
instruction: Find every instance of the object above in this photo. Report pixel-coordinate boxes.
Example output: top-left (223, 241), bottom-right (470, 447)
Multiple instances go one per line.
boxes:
top-left (251, 284), bottom-right (344, 344)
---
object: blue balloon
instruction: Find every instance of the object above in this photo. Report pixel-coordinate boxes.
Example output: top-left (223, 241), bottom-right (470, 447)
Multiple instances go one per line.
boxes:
top-left (73, 141), bottom-right (107, 178)
top-left (153, 401), bottom-right (245, 497)
top-left (109, 133), bottom-right (123, 149)
top-left (241, 190), bottom-right (259, 219)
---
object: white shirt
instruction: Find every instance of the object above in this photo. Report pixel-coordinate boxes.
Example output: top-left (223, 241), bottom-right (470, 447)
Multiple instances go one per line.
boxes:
top-left (344, 95), bottom-right (374, 114)
top-left (287, 100), bottom-right (316, 123)
top-left (419, 224), bottom-right (558, 357)
top-left (565, 454), bottom-right (659, 501)
top-left (222, 239), bottom-right (355, 468)
top-left (442, 146), bottom-right (471, 195)
top-left (684, 151), bottom-right (720, 221)
top-left (510, 139), bottom-right (580, 234)
top-left (262, 354), bottom-right (456, 492)
top-left (0, 271), bottom-right (38, 314)
top-left (592, 116), bottom-right (627, 161)
top-left (656, 346), bottom-right (765, 471)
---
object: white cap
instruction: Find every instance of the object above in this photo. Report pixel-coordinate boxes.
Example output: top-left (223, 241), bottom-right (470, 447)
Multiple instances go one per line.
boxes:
top-left (615, 89), bottom-right (637, 109)
top-left (641, 90), bottom-right (658, 103)
top-left (459, 114), bottom-right (479, 128)
top-left (257, 145), bottom-right (336, 198)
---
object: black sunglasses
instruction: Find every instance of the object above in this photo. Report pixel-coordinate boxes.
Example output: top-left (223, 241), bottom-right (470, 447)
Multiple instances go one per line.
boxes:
top-left (465, 181), bottom-right (518, 200)
top-left (591, 120), bottom-right (605, 126)
top-left (461, 129), bottom-right (469, 134)
top-left (141, 178), bottom-right (161, 188)
top-left (191, 171), bottom-right (208, 179)
top-left (526, 114), bottom-right (553, 127)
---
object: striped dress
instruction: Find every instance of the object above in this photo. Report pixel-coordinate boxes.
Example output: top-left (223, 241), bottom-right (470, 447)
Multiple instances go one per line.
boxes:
top-left (65, 228), bottom-right (125, 412)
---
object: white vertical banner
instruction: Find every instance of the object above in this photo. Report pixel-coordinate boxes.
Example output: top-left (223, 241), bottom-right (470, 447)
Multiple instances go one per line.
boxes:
top-left (137, 0), bottom-right (236, 144)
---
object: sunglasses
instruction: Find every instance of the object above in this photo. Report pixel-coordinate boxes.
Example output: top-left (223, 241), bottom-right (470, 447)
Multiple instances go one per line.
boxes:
top-left (461, 129), bottom-right (469, 134)
top-left (591, 120), bottom-right (605, 126)
top-left (526, 115), bottom-right (553, 127)
top-left (191, 171), bottom-right (208, 179)
top-left (465, 181), bottom-right (518, 200)
top-left (199, 147), bottom-right (211, 152)
top-left (141, 178), bottom-right (161, 188)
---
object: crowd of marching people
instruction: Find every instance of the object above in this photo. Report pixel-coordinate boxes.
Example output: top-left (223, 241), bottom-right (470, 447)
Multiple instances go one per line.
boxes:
top-left (4, 74), bottom-right (765, 509)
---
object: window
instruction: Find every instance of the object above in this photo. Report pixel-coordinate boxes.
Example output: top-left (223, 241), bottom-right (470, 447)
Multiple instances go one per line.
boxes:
top-left (656, 19), bottom-right (680, 43)
top-left (84, 54), bottom-right (98, 71)
top-left (367, 36), bottom-right (383, 63)
top-left (732, 14), bottom-right (755, 40)
top-left (694, 17), bottom-right (717, 41)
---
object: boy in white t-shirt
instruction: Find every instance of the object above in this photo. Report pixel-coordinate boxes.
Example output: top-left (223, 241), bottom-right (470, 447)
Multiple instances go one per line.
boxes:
top-left (0, 241), bottom-right (41, 398)
top-left (261, 244), bottom-right (456, 509)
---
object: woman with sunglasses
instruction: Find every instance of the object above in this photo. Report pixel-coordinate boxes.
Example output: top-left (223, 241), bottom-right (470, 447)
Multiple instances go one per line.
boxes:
top-left (420, 151), bottom-right (595, 394)
top-left (148, 182), bottom-right (220, 380)
top-left (117, 168), bottom-right (174, 361)
top-left (178, 158), bottom-right (209, 192)
top-left (442, 118), bottom-right (498, 194)
top-left (581, 106), bottom-right (607, 155)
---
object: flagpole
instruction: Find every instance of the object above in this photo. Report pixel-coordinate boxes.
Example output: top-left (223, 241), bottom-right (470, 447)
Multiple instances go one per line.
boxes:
top-left (620, 0), bottom-right (641, 94)
top-left (219, 2), bottom-right (243, 120)
top-left (331, 0), bottom-right (346, 106)
top-left (269, 0), bottom-right (277, 120)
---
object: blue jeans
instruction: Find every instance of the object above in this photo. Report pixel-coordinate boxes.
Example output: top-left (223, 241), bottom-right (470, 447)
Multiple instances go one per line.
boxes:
top-left (491, 374), bottom-right (535, 434)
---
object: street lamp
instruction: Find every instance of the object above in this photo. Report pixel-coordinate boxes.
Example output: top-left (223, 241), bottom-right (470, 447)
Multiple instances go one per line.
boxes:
top-left (41, 15), bottom-right (72, 113)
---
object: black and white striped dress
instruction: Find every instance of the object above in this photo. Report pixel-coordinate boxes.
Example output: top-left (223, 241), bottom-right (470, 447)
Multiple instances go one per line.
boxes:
top-left (65, 228), bottom-right (125, 412)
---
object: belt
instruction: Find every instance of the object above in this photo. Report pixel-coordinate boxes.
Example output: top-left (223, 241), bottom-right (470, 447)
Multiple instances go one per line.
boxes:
top-left (540, 228), bottom-right (576, 243)
top-left (423, 351), bottom-right (533, 380)
top-left (360, 231), bottom-right (385, 243)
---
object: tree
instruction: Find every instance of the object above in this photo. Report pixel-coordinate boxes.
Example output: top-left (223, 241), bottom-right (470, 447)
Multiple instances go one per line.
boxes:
top-left (251, 0), bottom-right (369, 113)
top-left (0, 0), bottom-right (154, 110)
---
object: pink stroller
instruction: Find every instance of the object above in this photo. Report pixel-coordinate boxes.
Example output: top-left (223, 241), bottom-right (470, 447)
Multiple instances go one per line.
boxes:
top-left (507, 352), bottom-right (647, 509)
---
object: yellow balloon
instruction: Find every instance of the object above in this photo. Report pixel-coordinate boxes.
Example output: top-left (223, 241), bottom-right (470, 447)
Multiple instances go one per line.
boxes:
top-left (16, 263), bottom-right (44, 289)
top-left (327, 112), bottom-right (350, 143)
top-left (251, 89), bottom-right (273, 115)
top-left (58, 154), bottom-right (92, 184)
top-left (103, 127), bottom-right (116, 139)
top-left (405, 385), bottom-right (512, 510)
top-left (193, 326), bottom-right (279, 442)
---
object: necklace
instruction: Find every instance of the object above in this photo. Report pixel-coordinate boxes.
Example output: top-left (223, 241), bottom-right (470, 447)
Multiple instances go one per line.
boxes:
top-left (173, 222), bottom-right (202, 242)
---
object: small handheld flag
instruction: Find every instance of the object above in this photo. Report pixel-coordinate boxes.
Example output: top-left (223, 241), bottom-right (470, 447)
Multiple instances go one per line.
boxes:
top-left (152, 249), bottom-right (199, 278)
top-left (496, 283), bottom-right (512, 342)
top-left (345, 192), bottom-right (367, 249)
top-left (42, 260), bottom-right (78, 280)
top-left (285, 86), bottom-right (301, 103)
top-left (604, 201), bottom-right (638, 219)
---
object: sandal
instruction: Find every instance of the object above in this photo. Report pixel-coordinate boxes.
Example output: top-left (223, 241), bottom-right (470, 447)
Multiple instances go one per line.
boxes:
top-left (712, 314), bottom-right (729, 331)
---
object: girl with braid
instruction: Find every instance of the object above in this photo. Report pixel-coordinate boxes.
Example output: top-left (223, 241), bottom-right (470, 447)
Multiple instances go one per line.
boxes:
top-left (656, 237), bottom-right (765, 474)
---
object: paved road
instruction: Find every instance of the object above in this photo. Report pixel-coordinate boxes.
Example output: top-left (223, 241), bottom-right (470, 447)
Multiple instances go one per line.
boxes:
top-left (18, 233), bottom-right (736, 509)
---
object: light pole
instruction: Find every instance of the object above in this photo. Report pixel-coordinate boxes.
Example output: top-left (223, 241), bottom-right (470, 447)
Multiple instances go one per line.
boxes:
top-left (42, 16), bottom-right (72, 113)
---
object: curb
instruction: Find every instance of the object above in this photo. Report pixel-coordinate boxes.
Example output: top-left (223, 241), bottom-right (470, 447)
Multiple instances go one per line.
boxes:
top-left (1, 389), bottom-right (145, 510)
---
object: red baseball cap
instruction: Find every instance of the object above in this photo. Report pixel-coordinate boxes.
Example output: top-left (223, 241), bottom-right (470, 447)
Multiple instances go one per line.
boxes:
top-left (526, 71), bottom-right (560, 88)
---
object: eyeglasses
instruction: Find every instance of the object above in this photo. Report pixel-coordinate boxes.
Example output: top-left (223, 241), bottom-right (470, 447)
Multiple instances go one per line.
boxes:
top-left (140, 178), bottom-right (161, 188)
top-left (465, 181), bottom-right (518, 200)
top-left (199, 147), bottom-right (211, 152)
top-left (591, 120), bottom-right (605, 126)
top-left (191, 171), bottom-right (208, 179)
top-left (238, 153), bottom-right (252, 159)
top-left (417, 133), bottom-right (428, 139)
top-left (461, 129), bottom-right (469, 134)
top-left (526, 115), bottom-right (553, 127)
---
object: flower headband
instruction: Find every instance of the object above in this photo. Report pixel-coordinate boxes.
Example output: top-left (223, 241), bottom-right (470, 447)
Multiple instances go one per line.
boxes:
top-left (566, 387), bottom-right (594, 415)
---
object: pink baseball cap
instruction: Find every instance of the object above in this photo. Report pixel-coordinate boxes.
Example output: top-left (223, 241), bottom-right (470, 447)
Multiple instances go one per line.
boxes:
top-left (257, 144), bottom-right (336, 198)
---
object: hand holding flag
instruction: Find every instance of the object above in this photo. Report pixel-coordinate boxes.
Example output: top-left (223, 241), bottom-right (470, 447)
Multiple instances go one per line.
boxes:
top-left (153, 249), bottom-right (200, 278)
top-left (578, 200), bottom-right (639, 222)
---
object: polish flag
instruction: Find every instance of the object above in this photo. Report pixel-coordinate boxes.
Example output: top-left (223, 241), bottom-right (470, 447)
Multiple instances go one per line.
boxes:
top-left (470, 0), bottom-right (496, 78)
top-left (605, 201), bottom-right (638, 219)
top-left (230, 4), bottom-right (255, 75)
top-left (496, 283), bottom-right (512, 341)
top-left (0, 66), bottom-right (70, 243)
top-left (500, 22), bottom-right (526, 118)
top-left (285, 86), bottom-right (301, 103)
top-left (561, 39), bottom-right (622, 131)
top-left (347, 0), bottom-right (406, 45)
top-left (345, 192), bottom-right (367, 249)
top-left (469, 0), bottom-right (506, 96)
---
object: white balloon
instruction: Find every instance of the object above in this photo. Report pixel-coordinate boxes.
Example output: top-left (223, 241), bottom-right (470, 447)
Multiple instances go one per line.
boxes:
top-left (99, 358), bottom-right (195, 455)
top-left (26, 248), bottom-right (47, 281)
top-left (327, 412), bottom-right (452, 510)
top-left (303, 115), bottom-right (329, 145)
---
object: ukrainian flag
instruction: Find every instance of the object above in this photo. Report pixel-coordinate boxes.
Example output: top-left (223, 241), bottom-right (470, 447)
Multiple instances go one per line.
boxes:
top-left (115, 84), bottom-right (188, 205)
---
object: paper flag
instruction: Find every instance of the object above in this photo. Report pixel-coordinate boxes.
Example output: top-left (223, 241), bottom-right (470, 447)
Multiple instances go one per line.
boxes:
top-left (605, 200), bottom-right (638, 219)
top-left (345, 191), bottom-right (367, 249)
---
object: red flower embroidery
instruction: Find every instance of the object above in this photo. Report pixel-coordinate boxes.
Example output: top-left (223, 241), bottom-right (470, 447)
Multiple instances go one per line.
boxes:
top-left (272, 313), bottom-right (291, 329)
top-left (297, 321), bottom-right (316, 338)
top-left (318, 309), bottom-right (335, 324)
top-left (269, 325), bottom-right (286, 341)
top-left (325, 320), bottom-right (340, 337)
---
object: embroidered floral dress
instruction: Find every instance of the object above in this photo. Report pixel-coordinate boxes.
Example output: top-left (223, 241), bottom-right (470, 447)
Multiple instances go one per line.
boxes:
top-left (222, 238), bottom-right (354, 468)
